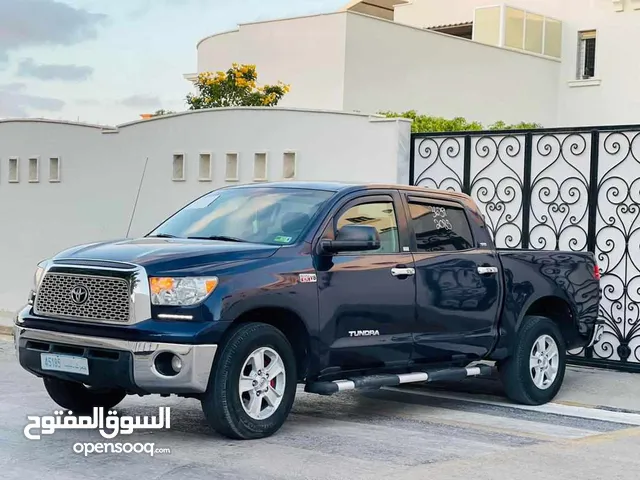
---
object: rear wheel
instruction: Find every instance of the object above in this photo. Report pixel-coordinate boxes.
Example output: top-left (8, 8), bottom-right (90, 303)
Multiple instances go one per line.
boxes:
top-left (498, 315), bottom-right (566, 405)
top-left (201, 322), bottom-right (297, 439)
top-left (43, 377), bottom-right (126, 413)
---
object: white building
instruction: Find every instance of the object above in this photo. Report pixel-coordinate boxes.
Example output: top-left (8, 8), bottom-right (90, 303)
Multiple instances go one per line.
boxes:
top-left (185, 0), bottom-right (640, 127)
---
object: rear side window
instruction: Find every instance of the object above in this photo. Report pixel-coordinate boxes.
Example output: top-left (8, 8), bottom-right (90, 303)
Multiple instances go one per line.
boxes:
top-left (408, 201), bottom-right (473, 252)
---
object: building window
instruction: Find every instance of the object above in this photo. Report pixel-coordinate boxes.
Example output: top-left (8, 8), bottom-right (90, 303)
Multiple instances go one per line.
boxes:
top-left (199, 153), bottom-right (212, 181)
top-left (504, 6), bottom-right (525, 50)
top-left (524, 13), bottom-right (544, 54)
top-left (172, 153), bottom-right (185, 181)
top-left (543, 18), bottom-right (562, 58)
top-left (225, 153), bottom-right (239, 181)
top-left (578, 30), bottom-right (597, 79)
top-left (473, 6), bottom-right (501, 46)
top-left (253, 153), bottom-right (267, 181)
top-left (473, 5), bottom-right (562, 59)
top-left (283, 151), bottom-right (296, 179)
top-left (8, 157), bottom-right (19, 183)
top-left (28, 157), bottom-right (39, 182)
top-left (49, 157), bottom-right (61, 182)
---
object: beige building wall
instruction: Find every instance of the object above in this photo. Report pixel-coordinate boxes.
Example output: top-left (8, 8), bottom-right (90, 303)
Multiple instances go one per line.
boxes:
top-left (193, 11), bottom-right (561, 126)
top-left (196, 13), bottom-right (348, 111)
top-left (342, 13), bottom-right (560, 126)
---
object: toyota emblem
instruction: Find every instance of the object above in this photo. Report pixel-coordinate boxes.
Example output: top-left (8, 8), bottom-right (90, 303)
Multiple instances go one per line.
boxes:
top-left (70, 285), bottom-right (89, 305)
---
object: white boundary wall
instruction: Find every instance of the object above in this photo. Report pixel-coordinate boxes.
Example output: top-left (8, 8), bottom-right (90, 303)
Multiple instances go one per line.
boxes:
top-left (0, 108), bottom-right (411, 312)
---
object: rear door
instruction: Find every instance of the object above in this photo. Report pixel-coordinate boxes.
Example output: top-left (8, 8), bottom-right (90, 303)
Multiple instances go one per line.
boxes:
top-left (314, 190), bottom-right (417, 375)
top-left (402, 193), bottom-right (502, 365)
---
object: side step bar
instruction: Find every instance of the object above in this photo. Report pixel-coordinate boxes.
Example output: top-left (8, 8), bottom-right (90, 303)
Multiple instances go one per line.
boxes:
top-left (304, 364), bottom-right (493, 396)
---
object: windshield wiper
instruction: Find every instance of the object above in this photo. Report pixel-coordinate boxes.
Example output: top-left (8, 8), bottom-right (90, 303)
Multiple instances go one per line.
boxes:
top-left (148, 233), bottom-right (178, 238)
top-left (188, 235), bottom-right (247, 243)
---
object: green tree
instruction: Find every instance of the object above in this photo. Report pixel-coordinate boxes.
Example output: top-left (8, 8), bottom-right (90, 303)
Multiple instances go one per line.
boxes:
top-left (186, 63), bottom-right (291, 109)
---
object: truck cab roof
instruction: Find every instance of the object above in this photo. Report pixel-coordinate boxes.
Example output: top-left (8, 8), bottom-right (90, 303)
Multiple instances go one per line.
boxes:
top-left (223, 180), bottom-right (475, 202)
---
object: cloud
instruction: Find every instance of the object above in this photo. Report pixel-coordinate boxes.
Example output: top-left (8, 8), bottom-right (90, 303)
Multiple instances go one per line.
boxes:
top-left (0, 83), bottom-right (64, 117)
top-left (119, 94), bottom-right (162, 109)
top-left (128, 0), bottom-right (210, 18)
top-left (0, 0), bottom-right (107, 62)
top-left (16, 58), bottom-right (94, 81)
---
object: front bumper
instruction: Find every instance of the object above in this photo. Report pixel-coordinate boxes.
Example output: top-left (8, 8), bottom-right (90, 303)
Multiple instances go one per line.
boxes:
top-left (15, 325), bottom-right (218, 394)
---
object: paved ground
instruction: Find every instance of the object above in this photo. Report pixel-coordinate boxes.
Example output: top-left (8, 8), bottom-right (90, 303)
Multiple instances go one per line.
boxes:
top-left (0, 313), bottom-right (13, 336)
top-left (2, 335), bottom-right (640, 479)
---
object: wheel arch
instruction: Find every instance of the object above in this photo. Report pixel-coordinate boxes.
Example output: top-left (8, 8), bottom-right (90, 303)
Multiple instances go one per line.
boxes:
top-left (225, 306), bottom-right (311, 382)
top-left (520, 295), bottom-right (579, 348)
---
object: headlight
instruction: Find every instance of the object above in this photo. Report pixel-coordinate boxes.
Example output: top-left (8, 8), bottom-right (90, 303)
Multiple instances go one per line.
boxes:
top-left (33, 261), bottom-right (47, 290)
top-left (149, 276), bottom-right (219, 306)
top-left (29, 261), bottom-right (48, 304)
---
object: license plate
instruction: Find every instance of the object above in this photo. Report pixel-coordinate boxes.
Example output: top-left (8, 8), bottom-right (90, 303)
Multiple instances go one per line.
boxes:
top-left (40, 353), bottom-right (89, 375)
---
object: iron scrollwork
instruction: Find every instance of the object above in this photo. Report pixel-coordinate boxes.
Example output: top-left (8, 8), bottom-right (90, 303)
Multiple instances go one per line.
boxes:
top-left (414, 137), bottom-right (464, 192)
top-left (469, 135), bottom-right (525, 248)
top-left (529, 133), bottom-right (590, 252)
top-left (593, 132), bottom-right (640, 364)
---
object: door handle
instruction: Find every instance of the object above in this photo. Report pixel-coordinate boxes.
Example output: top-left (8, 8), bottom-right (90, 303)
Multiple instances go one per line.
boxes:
top-left (477, 266), bottom-right (499, 275)
top-left (391, 267), bottom-right (415, 277)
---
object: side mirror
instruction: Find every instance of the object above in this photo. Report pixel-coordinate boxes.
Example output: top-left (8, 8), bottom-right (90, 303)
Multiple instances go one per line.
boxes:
top-left (319, 225), bottom-right (381, 254)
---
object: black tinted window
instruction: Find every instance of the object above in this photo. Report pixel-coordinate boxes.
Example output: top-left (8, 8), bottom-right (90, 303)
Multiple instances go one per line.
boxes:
top-left (408, 202), bottom-right (473, 252)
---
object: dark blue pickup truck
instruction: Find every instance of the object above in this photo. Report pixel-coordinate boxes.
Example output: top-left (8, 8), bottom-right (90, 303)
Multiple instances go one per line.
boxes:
top-left (14, 182), bottom-right (604, 439)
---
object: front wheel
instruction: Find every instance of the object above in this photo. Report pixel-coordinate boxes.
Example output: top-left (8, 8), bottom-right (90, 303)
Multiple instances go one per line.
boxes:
top-left (498, 315), bottom-right (566, 405)
top-left (201, 322), bottom-right (297, 440)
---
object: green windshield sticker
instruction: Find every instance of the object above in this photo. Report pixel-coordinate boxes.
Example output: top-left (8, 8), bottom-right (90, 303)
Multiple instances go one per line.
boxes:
top-left (274, 235), bottom-right (293, 243)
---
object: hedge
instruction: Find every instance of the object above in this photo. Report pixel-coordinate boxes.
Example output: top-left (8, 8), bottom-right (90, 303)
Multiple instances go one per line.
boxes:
top-left (379, 110), bottom-right (542, 133)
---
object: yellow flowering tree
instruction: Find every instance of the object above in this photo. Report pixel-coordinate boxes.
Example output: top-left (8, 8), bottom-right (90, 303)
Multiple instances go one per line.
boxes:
top-left (186, 63), bottom-right (291, 109)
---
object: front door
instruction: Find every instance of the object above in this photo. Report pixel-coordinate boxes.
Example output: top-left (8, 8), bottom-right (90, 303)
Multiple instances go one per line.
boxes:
top-left (315, 192), bottom-right (416, 376)
top-left (403, 194), bottom-right (502, 365)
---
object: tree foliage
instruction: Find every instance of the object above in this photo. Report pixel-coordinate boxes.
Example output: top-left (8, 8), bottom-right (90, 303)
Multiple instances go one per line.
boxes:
top-left (186, 63), bottom-right (291, 109)
top-left (379, 110), bottom-right (542, 133)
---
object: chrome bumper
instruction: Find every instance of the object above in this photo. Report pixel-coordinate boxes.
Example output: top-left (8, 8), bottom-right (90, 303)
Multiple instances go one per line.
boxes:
top-left (586, 322), bottom-right (605, 348)
top-left (14, 326), bottom-right (217, 393)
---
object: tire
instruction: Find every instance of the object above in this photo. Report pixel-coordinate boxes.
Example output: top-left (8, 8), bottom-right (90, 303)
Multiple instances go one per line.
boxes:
top-left (498, 315), bottom-right (566, 405)
top-left (43, 377), bottom-right (127, 413)
top-left (201, 322), bottom-right (298, 440)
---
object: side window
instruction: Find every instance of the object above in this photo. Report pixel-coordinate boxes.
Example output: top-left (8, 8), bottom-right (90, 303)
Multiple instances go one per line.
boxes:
top-left (408, 201), bottom-right (473, 252)
top-left (335, 201), bottom-right (399, 253)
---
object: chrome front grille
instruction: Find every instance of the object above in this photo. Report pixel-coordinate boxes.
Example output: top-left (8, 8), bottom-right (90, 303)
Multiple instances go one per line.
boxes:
top-left (34, 272), bottom-right (131, 323)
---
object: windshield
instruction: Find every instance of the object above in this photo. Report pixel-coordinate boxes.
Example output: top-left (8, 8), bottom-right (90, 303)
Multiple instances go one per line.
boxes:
top-left (148, 187), bottom-right (334, 245)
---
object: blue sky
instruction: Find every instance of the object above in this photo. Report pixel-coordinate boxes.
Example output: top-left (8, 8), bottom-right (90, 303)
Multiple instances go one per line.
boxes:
top-left (0, 0), bottom-right (346, 125)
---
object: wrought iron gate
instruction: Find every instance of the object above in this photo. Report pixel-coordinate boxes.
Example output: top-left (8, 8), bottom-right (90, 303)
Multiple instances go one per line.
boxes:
top-left (410, 126), bottom-right (640, 372)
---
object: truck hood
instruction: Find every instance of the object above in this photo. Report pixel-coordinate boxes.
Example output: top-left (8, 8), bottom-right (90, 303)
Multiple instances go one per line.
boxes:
top-left (52, 237), bottom-right (280, 273)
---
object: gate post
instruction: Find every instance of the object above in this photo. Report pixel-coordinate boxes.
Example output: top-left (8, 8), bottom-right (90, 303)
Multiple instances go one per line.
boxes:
top-left (409, 134), bottom-right (416, 186)
top-left (462, 135), bottom-right (472, 194)
top-left (587, 130), bottom-right (600, 253)
top-left (521, 133), bottom-right (533, 249)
